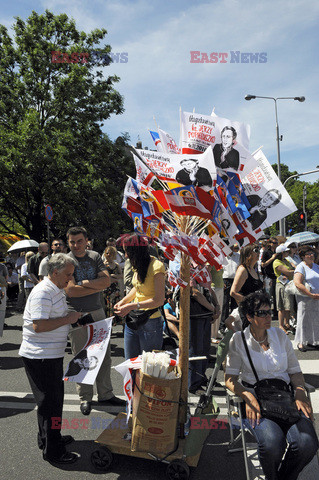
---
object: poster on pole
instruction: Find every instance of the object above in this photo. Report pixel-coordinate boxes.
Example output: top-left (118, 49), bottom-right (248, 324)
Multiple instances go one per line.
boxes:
top-left (180, 110), bottom-right (250, 153)
top-left (137, 147), bottom-right (216, 191)
top-left (241, 149), bottom-right (297, 231)
top-left (63, 318), bottom-right (112, 384)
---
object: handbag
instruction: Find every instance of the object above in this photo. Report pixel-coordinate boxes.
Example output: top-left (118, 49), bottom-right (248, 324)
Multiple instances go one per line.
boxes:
top-left (126, 307), bottom-right (159, 331)
top-left (285, 279), bottom-right (311, 297)
top-left (241, 331), bottom-right (300, 426)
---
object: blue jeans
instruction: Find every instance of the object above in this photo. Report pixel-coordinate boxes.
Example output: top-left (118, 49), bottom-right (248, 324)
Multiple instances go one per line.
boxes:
top-left (244, 414), bottom-right (318, 480)
top-left (124, 316), bottom-right (164, 360)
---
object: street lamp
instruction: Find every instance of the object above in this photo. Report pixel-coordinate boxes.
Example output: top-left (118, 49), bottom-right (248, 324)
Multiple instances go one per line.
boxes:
top-left (244, 94), bottom-right (305, 236)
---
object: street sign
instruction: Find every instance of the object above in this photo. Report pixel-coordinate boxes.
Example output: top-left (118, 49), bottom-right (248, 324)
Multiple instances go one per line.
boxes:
top-left (45, 204), bottom-right (53, 222)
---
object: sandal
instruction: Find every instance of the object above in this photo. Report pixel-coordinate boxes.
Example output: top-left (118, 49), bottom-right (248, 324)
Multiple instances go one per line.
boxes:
top-left (298, 344), bottom-right (308, 352)
top-left (284, 324), bottom-right (295, 333)
top-left (279, 326), bottom-right (289, 335)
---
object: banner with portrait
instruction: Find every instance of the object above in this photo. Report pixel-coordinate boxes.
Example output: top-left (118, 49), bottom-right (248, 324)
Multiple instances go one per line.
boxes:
top-left (180, 110), bottom-right (250, 154)
top-left (63, 318), bottom-right (112, 385)
top-left (241, 149), bottom-right (297, 231)
top-left (136, 147), bottom-right (216, 191)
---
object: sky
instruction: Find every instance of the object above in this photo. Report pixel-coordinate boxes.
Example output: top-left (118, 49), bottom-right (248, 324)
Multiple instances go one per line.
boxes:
top-left (1, 0), bottom-right (319, 183)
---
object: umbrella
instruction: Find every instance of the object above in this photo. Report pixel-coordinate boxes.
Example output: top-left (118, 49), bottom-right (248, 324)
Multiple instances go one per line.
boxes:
top-left (7, 239), bottom-right (39, 253)
top-left (286, 231), bottom-right (319, 246)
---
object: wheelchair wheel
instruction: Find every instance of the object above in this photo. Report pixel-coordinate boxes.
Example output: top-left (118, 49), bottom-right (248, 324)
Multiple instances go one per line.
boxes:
top-left (166, 459), bottom-right (190, 480)
top-left (91, 446), bottom-right (113, 472)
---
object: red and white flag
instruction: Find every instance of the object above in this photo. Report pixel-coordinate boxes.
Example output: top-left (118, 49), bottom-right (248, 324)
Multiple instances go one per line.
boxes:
top-left (158, 128), bottom-right (181, 154)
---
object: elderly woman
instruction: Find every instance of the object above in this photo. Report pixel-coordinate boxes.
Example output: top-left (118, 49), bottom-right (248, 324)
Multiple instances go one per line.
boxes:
top-left (230, 244), bottom-right (263, 305)
top-left (293, 245), bottom-right (319, 351)
top-left (225, 291), bottom-right (318, 480)
top-left (272, 244), bottom-right (295, 334)
top-left (287, 243), bottom-right (301, 268)
top-left (114, 233), bottom-right (165, 360)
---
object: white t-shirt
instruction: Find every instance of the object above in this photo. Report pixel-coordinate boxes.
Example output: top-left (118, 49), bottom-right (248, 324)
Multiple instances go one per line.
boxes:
top-left (38, 255), bottom-right (51, 277)
top-left (225, 326), bottom-right (301, 386)
top-left (19, 276), bottom-right (69, 359)
top-left (223, 252), bottom-right (240, 279)
top-left (21, 262), bottom-right (34, 289)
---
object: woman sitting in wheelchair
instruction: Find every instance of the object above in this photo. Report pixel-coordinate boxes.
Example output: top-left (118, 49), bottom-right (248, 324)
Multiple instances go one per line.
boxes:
top-left (225, 290), bottom-right (318, 480)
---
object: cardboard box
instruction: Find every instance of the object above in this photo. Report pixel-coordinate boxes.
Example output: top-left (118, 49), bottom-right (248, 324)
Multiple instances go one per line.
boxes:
top-left (131, 368), bottom-right (181, 454)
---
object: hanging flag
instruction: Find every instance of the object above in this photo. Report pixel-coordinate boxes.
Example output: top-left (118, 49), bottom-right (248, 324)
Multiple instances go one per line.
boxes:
top-left (131, 213), bottom-right (145, 233)
top-left (130, 178), bottom-right (166, 219)
top-left (191, 265), bottom-right (212, 285)
top-left (215, 175), bottom-right (238, 216)
top-left (149, 130), bottom-right (164, 152)
top-left (218, 204), bottom-right (239, 241)
top-left (133, 154), bottom-right (156, 186)
top-left (158, 128), bottom-right (181, 154)
top-left (222, 175), bottom-right (251, 221)
top-left (164, 185), bottom-right (214, 220)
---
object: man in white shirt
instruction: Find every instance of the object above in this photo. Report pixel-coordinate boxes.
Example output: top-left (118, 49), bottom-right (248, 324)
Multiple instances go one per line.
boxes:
top-left (19, 254), bottom-right (81, 464)
top-left (38, 238), bottom-right (65, 279)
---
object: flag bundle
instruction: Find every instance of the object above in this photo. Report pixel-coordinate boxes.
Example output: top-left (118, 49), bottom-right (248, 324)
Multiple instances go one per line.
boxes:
top-left (123, 108), bottom-right (297, 285)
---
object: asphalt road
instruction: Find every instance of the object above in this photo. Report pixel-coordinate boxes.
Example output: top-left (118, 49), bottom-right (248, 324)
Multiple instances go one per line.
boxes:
top-left (1, 305), bottom-right (318, 480)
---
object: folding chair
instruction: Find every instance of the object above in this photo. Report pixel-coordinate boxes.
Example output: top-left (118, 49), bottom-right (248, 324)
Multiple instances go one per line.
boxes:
top-left (226, 392), bottom-right (257, 480)
top-left (226, 383), bottom-right (318, 480)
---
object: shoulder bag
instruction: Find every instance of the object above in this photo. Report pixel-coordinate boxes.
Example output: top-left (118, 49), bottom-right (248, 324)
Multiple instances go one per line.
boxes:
top-left (241, 331), bottom-right (300, 426)
top-left (126, 307), bottom-right (159, 331)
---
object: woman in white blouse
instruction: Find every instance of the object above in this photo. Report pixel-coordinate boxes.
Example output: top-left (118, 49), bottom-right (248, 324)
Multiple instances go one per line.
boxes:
top-left (225, 291), bottom-right (318, 480)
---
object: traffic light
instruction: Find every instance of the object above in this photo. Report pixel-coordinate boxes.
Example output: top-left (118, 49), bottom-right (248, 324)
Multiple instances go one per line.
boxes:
top-left (298, 211), bottom-right (306, 229)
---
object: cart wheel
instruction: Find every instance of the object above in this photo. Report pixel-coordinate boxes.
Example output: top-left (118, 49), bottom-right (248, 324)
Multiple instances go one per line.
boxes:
top-left (91, 446), bottom-right (113, 472)
top-left (166, 459), bottom-right (190, 480)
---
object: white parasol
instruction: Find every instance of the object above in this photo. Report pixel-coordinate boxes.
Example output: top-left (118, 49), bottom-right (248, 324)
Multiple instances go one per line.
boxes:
top-left (7, 239), bottom-right (39, 253)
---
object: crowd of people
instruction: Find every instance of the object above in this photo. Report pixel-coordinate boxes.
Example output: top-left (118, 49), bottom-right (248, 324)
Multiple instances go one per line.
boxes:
top-left (1, 229), bottom-right (319, 472)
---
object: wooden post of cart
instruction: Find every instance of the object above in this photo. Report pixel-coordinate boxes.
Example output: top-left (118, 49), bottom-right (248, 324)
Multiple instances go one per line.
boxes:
top-left (178, 219), bottom-right (191, 437)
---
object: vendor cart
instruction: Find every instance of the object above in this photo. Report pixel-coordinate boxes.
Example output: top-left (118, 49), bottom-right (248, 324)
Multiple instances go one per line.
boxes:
top-left (90, 245), bottom-right (220, 479)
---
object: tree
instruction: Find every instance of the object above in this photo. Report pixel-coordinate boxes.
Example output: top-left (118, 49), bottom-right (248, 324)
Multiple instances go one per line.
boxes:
top-left (0, 10), bottom-right (134, 248)
top-left (266, 163), bottom-right (319, 236)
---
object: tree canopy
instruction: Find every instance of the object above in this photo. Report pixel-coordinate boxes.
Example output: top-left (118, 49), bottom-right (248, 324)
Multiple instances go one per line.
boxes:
top-left (267, 163), bottom-right (319, 236)
top-left (0, 10), bottom-right (134, 250)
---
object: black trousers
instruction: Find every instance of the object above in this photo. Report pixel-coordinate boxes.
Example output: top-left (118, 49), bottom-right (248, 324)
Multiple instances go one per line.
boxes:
top-left (22, 357), bottom-right (65, 459)
top-left (269, 278), bottom-right (278, 318)
top-left (188, 315), bottom-right (211, 390)
top-left (221, 278), bottom-right (237, 328)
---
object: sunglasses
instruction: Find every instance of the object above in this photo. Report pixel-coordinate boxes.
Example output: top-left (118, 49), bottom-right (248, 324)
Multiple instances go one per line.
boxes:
top-left (254, 309), bottom-right (272, 318)
top-left (53, 243), bottom-right (63, 246)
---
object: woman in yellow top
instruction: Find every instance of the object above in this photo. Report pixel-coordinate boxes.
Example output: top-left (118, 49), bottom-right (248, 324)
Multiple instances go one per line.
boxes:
top-left (273, 244), bottom-right (295, 334)
top-left (114, 233), bottom-right (165, 359)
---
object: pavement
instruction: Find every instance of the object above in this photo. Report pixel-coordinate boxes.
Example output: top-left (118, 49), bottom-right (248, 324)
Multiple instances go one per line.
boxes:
top-left (1, 304), bottom-right (318, 480)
